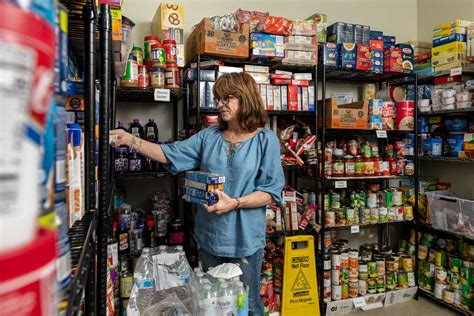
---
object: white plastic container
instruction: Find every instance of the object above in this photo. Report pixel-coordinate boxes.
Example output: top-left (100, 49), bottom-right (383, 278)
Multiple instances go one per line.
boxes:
top-left (455, 92), bottom-right (471, 102)
top-left (442, 103), bottom-right (456, 110)
top-left (441, 89), bottom-right (456, 98)
top-left (456, 101), bottom-right (473, 109)
top-left (441, 97), bottom-right (455, 105)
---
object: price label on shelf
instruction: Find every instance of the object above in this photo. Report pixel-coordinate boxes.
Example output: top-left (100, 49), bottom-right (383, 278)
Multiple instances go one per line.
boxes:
top-left (335, 180), bottom-right (347, 189)
top-left (351, 225), bottom-right (360, 234)
top-left (450, 67), bottom-right (462, 77)
top-left (376, 130), bottom-right (387, 138)
top-left (154, 88), bottom-right (170, 102)
top-left (353, 297), bottom-right (367, 308)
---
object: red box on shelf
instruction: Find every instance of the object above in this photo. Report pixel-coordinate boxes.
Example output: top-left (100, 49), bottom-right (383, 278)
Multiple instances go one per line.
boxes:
top-left (291, 79), bottom-right (310, 86)
top-left (384, 48), bottom-right (403, 72)
top-left (288, 85), bottom-right (299, 111)
top-left (434, 75), bottom-right (462, 85)
top-left (370, 40), bottom-right (383, 51)
top-left (356, 44), bottom-right (371, 70)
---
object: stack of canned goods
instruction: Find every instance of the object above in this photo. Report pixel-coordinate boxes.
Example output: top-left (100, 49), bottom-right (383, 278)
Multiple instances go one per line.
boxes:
top-left (322, 185), bottom-right (414, 227)
top-left (323, 234), bottom-right (416, 302)
top-left (417, 230), bottom-right (473, 312)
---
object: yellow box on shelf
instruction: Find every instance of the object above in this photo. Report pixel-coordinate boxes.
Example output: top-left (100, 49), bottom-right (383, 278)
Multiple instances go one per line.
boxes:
top-left (432, 52), bottom-right (466, 67)
top-left (434, 61), bottom-right (469, 72)
top-left (432, 42), bottom-right (467, 57)
top-left (432, 19), bottom-right (472, 33)
top-left (433, 26), bottom-right (467, 39)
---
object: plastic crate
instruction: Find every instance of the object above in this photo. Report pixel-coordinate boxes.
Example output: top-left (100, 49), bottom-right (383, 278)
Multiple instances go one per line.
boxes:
top-left (426, 192), bottom-right (474, 239)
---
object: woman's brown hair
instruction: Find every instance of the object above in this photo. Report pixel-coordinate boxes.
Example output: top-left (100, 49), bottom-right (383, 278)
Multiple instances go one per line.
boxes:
top-left (213, 72), bottom-right (268, 132)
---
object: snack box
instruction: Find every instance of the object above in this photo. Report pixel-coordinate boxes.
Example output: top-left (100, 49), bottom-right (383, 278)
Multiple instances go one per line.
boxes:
top-left (370, 30), bottom-right (383, 40)
top-left (283, 50), bottom-right (317, 64)
top-left (383, 35), bottom-right (396, 49)
top-left (250, 32), bottom-right (285, 59)
top-left (186, 18), bottom-right (249, 62)
top-left (246, 72), bottom-right (270, 84)
top-left (185, 171), bottom-right (225, 184)
top-left (354, 24), bottom-right (370, 45)
top-left (396, 43), bottom-right (414, 72)
top-left (356, 44), bottom-right (371, 71)
top-left (433, 26), bottom-right (467, 40)
top-left (433, 19), bottom-right (472, 33)
top-left (432, 52), bottom-right (466, 67)
top-left (308, 86), bottom-right (315, 112)
top-left (384, 48), bottom-right (403, 73)
top-left (291, 19), bottom-right (317, 36)
top-left (271, 78), bottom-right (292, 85)
top-left (183, 186), bottom-right (217, 201)
top-left (340, 43), bottom-right (356, 70)
top-left (320, 42), bottom-right (340, 68)
top-left (285, 35), bottom-right (318, 51)
top-left (327, 22), bottom-right (354, 43)
top-left (194, 81), bottom-right (206, 109)
top-left (415, 51), bottom-right (432, 62)
top-left (306, 13), bottom-right (327, 43)
top-left (184, 179), bottom-right (224, 192)
top-left (281, 85), bottom-right (288, 111)
top-left (319, 98), bottom-right (369, 129)
top-left (273, 86), bottom-right (281, 111)
top-left (464, 133), bottom-right (474, 150)
top-left (433, 34), bottom-right (467, 48)
top-left (244, 65), bottom-right (269, 73)
top-left (183, 194), bottom-right (218, 206)
top-left (259, 84), bottom-right (267, 107)
top-left (288, 85), bottom-right (298, 111)
top-left (205, 82), bottom-right (215, 109)
top-left (184, 69), bottom-right (216, 82)
top-left (66, 81), bottom-right (85, 111)
top-left (293, 73), bottom-right (312, 80)
top-left (266, 84), bottom-right (274, 110)
top-left (434, 61), bottom-right (469, 72)
top-left (290, 79), bottom-right (310, 86)
top-left (151, 3), bottom-right (184, 30)
top-left (432, 41), bottom-right (467, 56)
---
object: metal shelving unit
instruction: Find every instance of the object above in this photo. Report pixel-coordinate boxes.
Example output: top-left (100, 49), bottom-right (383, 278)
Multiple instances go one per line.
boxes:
top-left (419, 156), bottom-right (474, 163)
top-left (418, 107), bottom-right (474, 116)
top-left (317, 64), bottom-right (419, 314)
top-left (114, 171), bottom-right (174, 179)
top-left (419, 288), bottom-right (471, 316)
top-left (325, 220), bottom-right (413, 231)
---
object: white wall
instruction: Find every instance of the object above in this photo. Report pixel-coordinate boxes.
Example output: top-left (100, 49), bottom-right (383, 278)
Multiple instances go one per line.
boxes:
top-left (417, 0), bottom-right (474, 42)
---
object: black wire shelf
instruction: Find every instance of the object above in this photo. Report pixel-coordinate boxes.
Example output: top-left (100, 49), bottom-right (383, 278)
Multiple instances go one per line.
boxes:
top-left (417, 222), bottom-right (474, 242)
top-left (321, 128), bottom-right (414, 135)
top-left (418, 288), bottom-right (472, 316)
top-left (418, 107), bottom-right (474, 116)
top-left (323, 220), bottom-right (413, 231)
top-left (326, 175), bottom-right (412, 180)
top-left (114, 171), bottom-right (175, 179)
top-left (115, 86), bottom-right (184, 103)
top-left (196, 108), bottom-right (316, 116)
top-left (419, 156), bottom-right (474, 163)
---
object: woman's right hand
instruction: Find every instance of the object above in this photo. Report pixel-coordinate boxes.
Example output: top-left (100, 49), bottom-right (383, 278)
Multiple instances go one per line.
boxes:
top-left (110, 129), bottom-right (133, 148)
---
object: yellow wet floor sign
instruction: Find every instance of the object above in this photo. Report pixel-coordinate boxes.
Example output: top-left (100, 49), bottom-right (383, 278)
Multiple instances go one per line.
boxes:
top-left (281, 235), bottom-right (320, 315)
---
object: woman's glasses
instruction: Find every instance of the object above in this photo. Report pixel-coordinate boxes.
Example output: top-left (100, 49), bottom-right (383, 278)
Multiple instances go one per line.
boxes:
top-left (214, 95), bottom-right (235, 107)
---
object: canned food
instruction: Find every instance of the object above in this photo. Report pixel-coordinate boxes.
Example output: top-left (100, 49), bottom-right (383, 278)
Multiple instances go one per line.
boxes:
top-left (453, 289), bottom-right (461, 305)
top-left (341, 268), bottom-right (349, 283)
top-left (341, 252), bottom-right (349, 269)
top-left (325, 210), bottom-right (336, 226)
top-left (349, 267), bottom-right (359, 281)
top-left (336, 209), bottom-right (346, 225)
top-left (376, 258), bottom-right (386, 276)
top-left (434, 283), bottom-right (447, 299)
top-left (435, 250), bottom-right (446, 267)
top-left (332, 285), bottom-right (342, 301)
top-left (367, 278), bottom-right (377, 294)
top-left (460, 267), bottom-right (472, 285)
top-left (388, 207), bottom-right (396, 221)
top-left (418, 245), bottom-right (428, 260)
top-left (386, 257), bottom-right (397, 272)
top-left (420, 233), bottom-right (434, 247)
top-left (332, 251), bottom-right (342, 270)
top-left (349, 250), bottom-right (359, 268)
top-left (332, 269), bottom-right (341, 285)
top-left (341, 283), bottom-right (349, 300)
top-left (349, 281), bottom-right (359, 298)
top-left (402, 256), bottom-right (413, 272)
top-left (398, 270), bottom-right (408, 288)
top-left (370, 208), bottom-right (379, 224)
top-left (435, 267), bottom-right (447, 284)
top-left (386, 272), bottom-right (397, 290)
top-left (367, 193), bottom-right (378, 208)
top-left (376, 277), bottom-right (385, 293)
top-left (360, 208), bottom-right (370, 224)
top-left (379, 207), bottom-right (388, 223)
top-left (324, 255), bottom-right (332, 270)
top-left (324, 270), bottom-right (331, 287)
top-left (399, 239), bottom-right (408, 253)
top-left (360, 249), bottom-right (372, 262)
top-left (449, 271), bottom-right (461, 289)
top-left (359, 280), bottom-right (367, 295)
top-left (404, 206), bottom-right (414, 221)
top-left (331, 192), bottom-right (341, 209)
top-left (449, 255), bottom-right (462, 273)
top-left (368, 261), bottom-right (377, 278)
top-left (346, 208), bottom-right (355, 225)
top-left (443, 289), bottom-right (454, 304)
top-left (407, 272), bottom-right (416, 287)
top-left (392, 190), bottom-right (403, 206)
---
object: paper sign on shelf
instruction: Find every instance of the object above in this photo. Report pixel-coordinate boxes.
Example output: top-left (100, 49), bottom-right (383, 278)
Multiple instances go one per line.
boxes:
top-left (154, 88), bottom-right (171, 102)
top-left (450, 67), bottom-right (462, 77)
top-left (352, 296), bottom-right (367, 308)
top-left (376, 130), bottom-right (387, 138)
top-left (384, 287), bottom-right (417, 307)
top-left (326, 299), bottom-right (354, 315)
top-left (351, 225), bottom-right (360, 234)
top-left (335, 180), bottom-right (347, 189)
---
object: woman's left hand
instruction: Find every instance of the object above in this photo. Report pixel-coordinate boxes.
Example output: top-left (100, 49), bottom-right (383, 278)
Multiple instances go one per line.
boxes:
top-left (203, 190), bottom-right (238, 215)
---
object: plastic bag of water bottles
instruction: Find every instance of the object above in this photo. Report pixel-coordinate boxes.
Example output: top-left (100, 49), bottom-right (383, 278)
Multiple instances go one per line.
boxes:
top-left (152, 245), bottom-right (193, 290)
top-left (141, 292), bottom-right (191, 316)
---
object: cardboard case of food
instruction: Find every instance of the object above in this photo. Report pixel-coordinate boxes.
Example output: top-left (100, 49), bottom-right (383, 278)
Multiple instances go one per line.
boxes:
top-left (186, 18), bottom-right (250, 62)
top-left (318, 98), bottom-right (369, 129)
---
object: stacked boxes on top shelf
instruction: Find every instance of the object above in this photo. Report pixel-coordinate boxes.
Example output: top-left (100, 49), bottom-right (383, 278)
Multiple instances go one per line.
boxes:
top-left (431, 19), bottom-right (473, 73)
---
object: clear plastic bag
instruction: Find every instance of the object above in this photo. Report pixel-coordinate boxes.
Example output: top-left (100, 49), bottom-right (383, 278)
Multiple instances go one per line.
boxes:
top-left (141, 292), bottom-right (191, 316)
top-left (153, 250), bottom-right (193, 290)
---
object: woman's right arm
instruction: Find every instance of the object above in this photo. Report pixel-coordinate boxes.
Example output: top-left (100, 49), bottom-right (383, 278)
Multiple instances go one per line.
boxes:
top-left (110, 129), bottom-right (170, 164)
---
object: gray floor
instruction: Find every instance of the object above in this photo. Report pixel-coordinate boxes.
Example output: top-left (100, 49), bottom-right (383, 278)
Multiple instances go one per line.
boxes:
top-left (352, 297), bottom-right (458, 316)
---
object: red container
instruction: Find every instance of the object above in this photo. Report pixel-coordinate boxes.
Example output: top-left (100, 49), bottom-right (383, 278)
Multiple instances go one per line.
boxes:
top-left (370, 40), bottom-right (384, 51)
top-left (163, 39), bottom-right (177, 64)
top-left (356, 45), bottom-right (371, 71)
top-left (384, 48), bottom-right (403, 73)
top-left (382, 101), bottom-right (395, 130)
top-left (0, 229), bottom-right (57, 315)
top-left (396, 101), bottom-right (414, 131)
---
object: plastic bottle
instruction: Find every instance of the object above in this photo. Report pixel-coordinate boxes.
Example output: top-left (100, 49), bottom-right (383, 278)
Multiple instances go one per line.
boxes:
top-left (216, 283), bottom-right (234, 315)
top-left (145, 118), bottom-right (159, 143)
top-left (116, 120), bottom-right (127, 131)
top-left (130, 118), bottom-right (144, 139)
top-left (234, 281), bottom-right (249, 316)
top-left (133, 248), bottom-right (154, 289)
top-left (143, 219), bottom-right (155, 248)
top-left (118, 221), bottom-right (129, 254)
top-left (199, 284), bottom-right (217, 316)
top-left (157, 245), bottom-right (168, 254)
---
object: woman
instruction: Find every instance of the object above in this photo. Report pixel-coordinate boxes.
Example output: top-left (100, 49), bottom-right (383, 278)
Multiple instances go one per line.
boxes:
top-left (110, 72), bottom-right (285, 315)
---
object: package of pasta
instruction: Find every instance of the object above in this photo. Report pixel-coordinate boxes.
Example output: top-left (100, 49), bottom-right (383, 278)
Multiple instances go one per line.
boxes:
top-left (256, 15), bottom-right (293, 36)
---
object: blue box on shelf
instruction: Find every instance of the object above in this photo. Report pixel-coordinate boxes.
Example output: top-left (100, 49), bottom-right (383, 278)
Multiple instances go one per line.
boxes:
top-left (383, 35), bottom-right (396, 49)
top-left (327, 22), bottom-right (354, 43)
top-left (432, 34), bottom-right (467, 48)
top-left (250, 32), bottom-right (285, 59)
top-left (321, 43), bottom-right (340, 68)
top-left (340, 43), bottom-right (357, 70)
top-left (185, 69), bottom-right (217, 82)
top-left (370, 30), bottom-right (383, 40)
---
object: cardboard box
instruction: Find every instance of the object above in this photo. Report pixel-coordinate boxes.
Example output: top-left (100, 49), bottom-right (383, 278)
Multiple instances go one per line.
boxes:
top-left (302, 86), bottom-right (309, 111)
top-left (205, 82), bottom-right (215, 109)
top-left (247, 72), bottom-right (270, 84)
top-left (434, 61), bottom-right (469, 72)
top-left (356, 44), bottom-right (371, 71)
top-left (432, 41), bottom-right (467, 56)
top-left (293, 73), bottom-right (312, 80)
top-left (340, 43), bottom-right (356, 70)
top-left (321, 43), bottom-right (340, 68)
top-left (327, 22), bottom-right (354, 43)
top-left (433, 26), bottom-right (467, 39)
top-left (186, 18), bottom-right (249, 62)
top-left (370, 30), bottom-right (383, 41)
top-left (151, 3), bottom-right (184, 31)
top-left (250, 32), bottom-right (285, 59)
top-left (286, 35), bottom-right (318, 51)
top-left (355, 25), bottom-right (370, 45)
top-left (307, 13), bottom-right (327, 43)
top-left (273, 86), bottom-right (281, 111)
top-left (297, 86), bottom-right (302, 111)
top-left (308, 86), bottom-right (315, 112)
top-left (111, 6), bottom-right (122, 41)
top-left (433, 19), bottom-right (472, 33)
top-left (396, 43), bottom-right (414, 72)
top-left (288, 85), bottom-right (298, 111)
top-left (320, 98), bottom-right (369, 129)
top-left (194, 81), bottom-right (206, 109)
top-left (432, 52), bottom-right (466, 66)
top-left (259, 84), bottom-right (267, 107)
top-left (281, 85), bottom-right (288, 111)
top-left (433, 34), bottom-right (467, 48)
top-left (384, 48), bottom-right (403, 73)
top-left (244, 65), bottom-right (269, 73)
top-left (383, 35), bottom-right (396, 49)
top-left (184, 69), bottom-right (216, 81)
top-left (266, 84), bottom-right (274, 110)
